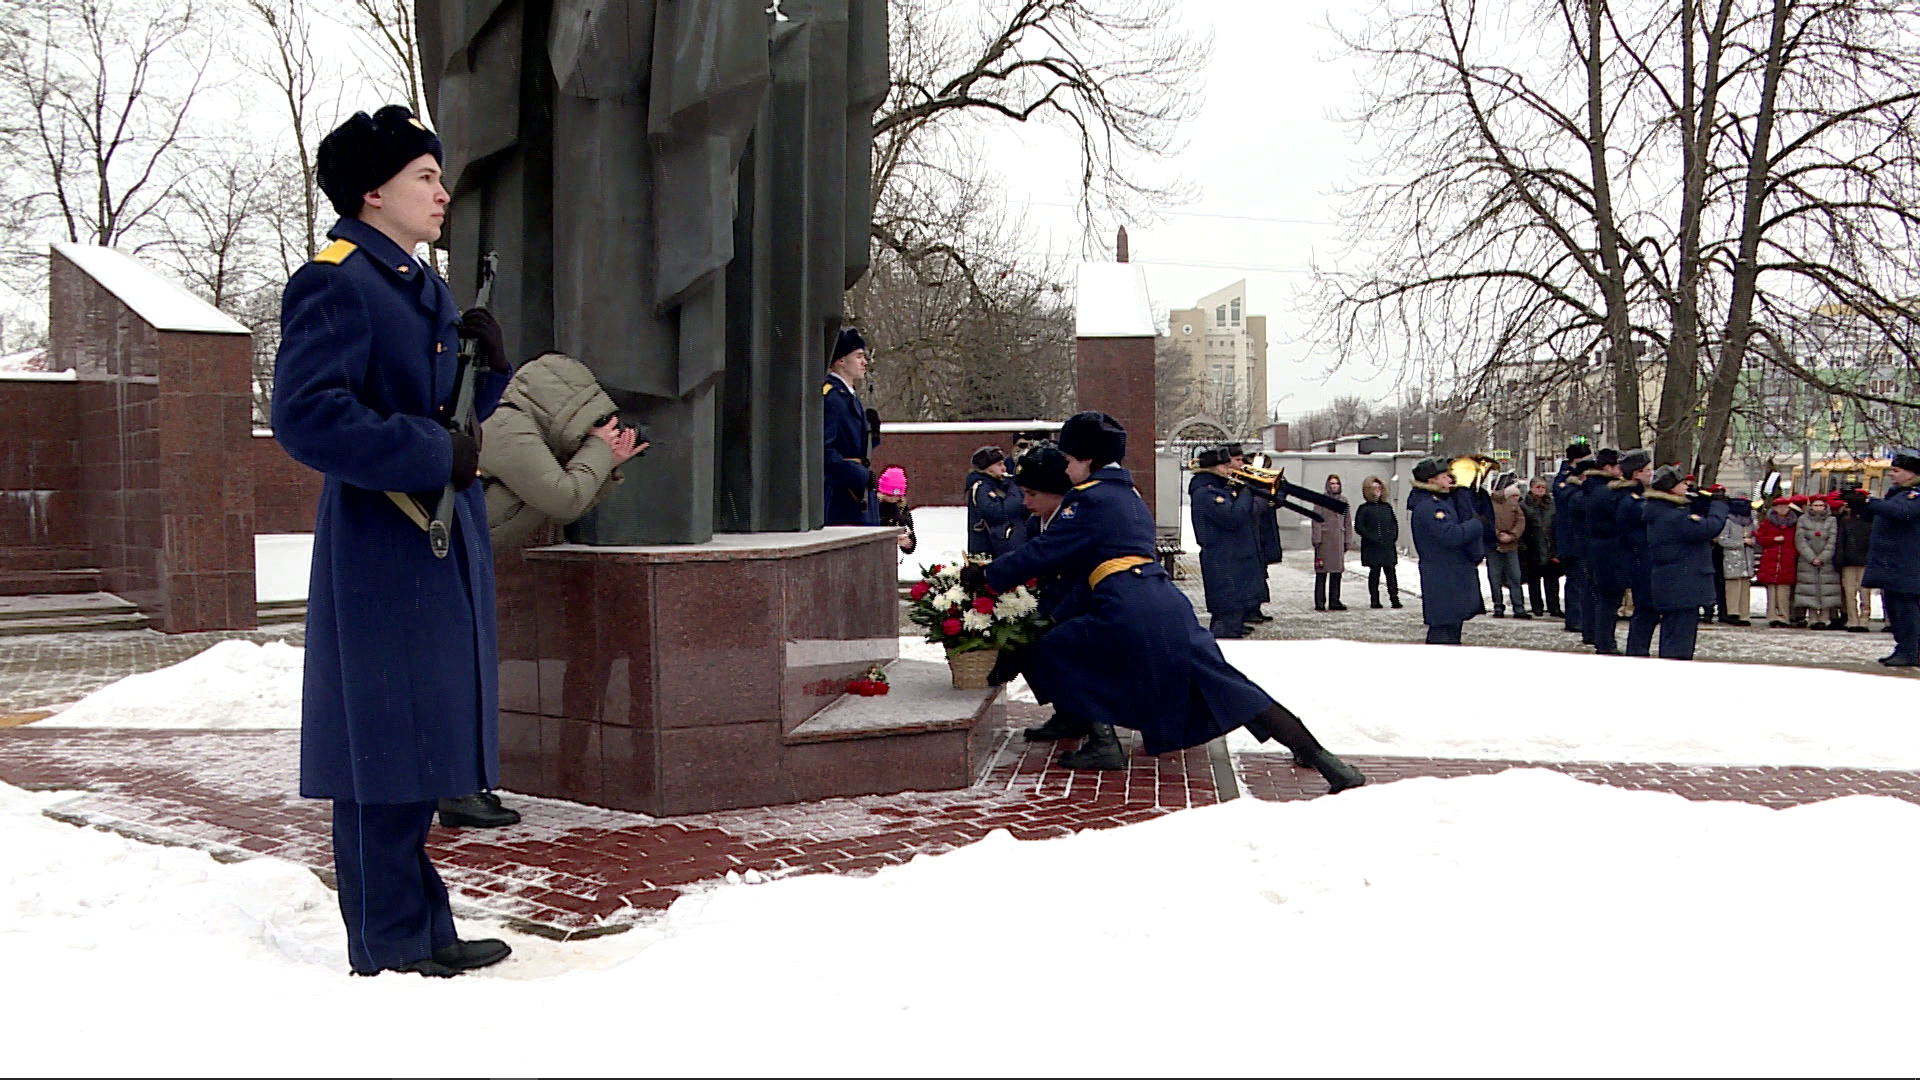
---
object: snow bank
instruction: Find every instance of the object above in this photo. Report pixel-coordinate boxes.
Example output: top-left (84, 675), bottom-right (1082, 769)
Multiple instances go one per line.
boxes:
top-left (5, 769), bottom-right (1918, 1075)
top-left (43, 639), bottom-right (303, 729)
top-left (1223, 638), bottom-right (1920, 768)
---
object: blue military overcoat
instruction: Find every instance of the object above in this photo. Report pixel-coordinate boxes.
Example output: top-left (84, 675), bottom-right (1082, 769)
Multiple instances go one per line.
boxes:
top-left (1614, 484), bottom-right (1652, 603)
top-left (1552, 462), bottom-right (1589, 560)
top-left (965, 470), bottom-right (1028, 556)
top-left (1189, 471), bottom-right (1266, 616)
top-left (1409, 482), bottom-right (1486, 626)
top-left (1861, 480), bottom-right (1920, 593)
top-left (823, 374), bottom-right (878, 525)
top-left (271, 217), bottom-right (508, 805)
top-left (986, 467), bottom-right (1272, 755)
top-left (1644, 493), bottom-right (1730, 609)
top-left (1584, 478), bottom-right (1635, 594)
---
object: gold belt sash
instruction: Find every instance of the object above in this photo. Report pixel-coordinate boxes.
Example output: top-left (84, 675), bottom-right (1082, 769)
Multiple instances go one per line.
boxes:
top-left (1088, 555), bottom-right (1154, 589)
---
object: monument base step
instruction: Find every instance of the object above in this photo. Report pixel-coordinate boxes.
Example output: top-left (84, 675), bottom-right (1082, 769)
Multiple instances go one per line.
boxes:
top-left (0, 591), bottom-right (148, 635)
top-left (786, 660), bottom-right (997, 744)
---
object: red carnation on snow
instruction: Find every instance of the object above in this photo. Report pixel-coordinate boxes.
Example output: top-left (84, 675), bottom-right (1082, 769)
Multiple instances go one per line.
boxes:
top-left (909, 582), bottom-right (929, 600)
top-left (942, 617), bottom-right (962, 636)
top-left (1027, 578), bottom-right (1039, 589)
top-left (972, 596), bottom-right (995, 614)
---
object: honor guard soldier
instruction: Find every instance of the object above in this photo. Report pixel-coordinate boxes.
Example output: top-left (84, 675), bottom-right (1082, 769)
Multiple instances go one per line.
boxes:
top-left (1409, 457), bottom-right (1487, 644)
top-left (989, 442), bottom-right (1096, 744)
top-left (1552, 441), bottom-right (1593, 635)
top-left (962, 413), bottom-right (1366, 791)
top-left (1605, 450), bottom-right (1655, 654)
top-left (964, 446), bottom-right (1028, 556)
top-left (1188, 445), bottom-right (1268, 638)
top-left (1641, 467), bottom-right (1730, 660)
top-left (1845, 450), bottom-right (1920, 666)
top-left (1576, 448), bottom-right (1632, 653)
top-left (271, 106), bottom-right (513, 977)
top-left (823, 328), bottom-right (880, 525)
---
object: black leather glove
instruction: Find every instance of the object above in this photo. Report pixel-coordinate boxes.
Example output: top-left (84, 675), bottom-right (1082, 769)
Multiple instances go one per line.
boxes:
top-left (449, 429), bottom-right (479, 490)
top-left (959, 563), bottom-right (991, 594)
top-left (1688, 491), bottom-right (1715, 514)
top-left (866, 407), bottom-right (881, 433)
top-left (458, 307), bottom-right (510, 375)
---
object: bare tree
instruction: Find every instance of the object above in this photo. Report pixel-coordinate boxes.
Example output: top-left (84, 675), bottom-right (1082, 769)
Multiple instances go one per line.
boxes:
top-left (242, 0), bottom-right (334, 269)
top-left (0, 0), bottom-right (213, 255)
top-left (340, 0), bottom-right (424, 118)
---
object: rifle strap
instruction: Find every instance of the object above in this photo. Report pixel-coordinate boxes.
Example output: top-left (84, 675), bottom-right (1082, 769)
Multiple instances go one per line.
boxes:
top-left (385, 491), bottom-right (432, 532)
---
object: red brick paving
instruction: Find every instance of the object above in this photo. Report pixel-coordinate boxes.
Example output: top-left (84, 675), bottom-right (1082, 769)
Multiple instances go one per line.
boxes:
top-left (6, 712), bottom-right (1920, 937)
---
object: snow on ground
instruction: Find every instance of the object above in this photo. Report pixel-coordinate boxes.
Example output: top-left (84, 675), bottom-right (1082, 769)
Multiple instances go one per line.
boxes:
top-left (5, 768), bottom-right (1919, 1075)
top-left (40, 639), bottom-right (302, 729)
top-left (1223, 638), bottom-right (1920, 769)
top-left (900, 505), bottom-right (968, 582)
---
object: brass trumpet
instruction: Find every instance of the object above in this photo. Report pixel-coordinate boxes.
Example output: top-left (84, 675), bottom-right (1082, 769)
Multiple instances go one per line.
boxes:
top-left (1227, 464), bottom-right (1284, 495)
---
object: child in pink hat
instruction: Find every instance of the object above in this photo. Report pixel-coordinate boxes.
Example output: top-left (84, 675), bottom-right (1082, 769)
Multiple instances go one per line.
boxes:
top-left (876, 466), bottom-right (916, 552)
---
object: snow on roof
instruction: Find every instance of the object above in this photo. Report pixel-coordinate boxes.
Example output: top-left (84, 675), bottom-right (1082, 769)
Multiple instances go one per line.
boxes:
top-left (51, 242), bottom-right (248, 335)
top-left (1074, 261), bottom-right (1156, 338)
top-left (0, 369), bottom-right (76, 382)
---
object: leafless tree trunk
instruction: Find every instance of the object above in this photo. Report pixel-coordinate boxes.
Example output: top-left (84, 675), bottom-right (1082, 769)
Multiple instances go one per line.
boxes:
top-left (243, 0), bottom-right (331, 269)
top-left (340, 0), bottom-right (425, 119)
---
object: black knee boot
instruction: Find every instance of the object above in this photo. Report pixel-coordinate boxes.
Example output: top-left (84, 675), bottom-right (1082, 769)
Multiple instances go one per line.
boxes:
top-left (1023, 711), bottom-right (1091, 741)
top-left (1244, 704), bottom-right (1366, 793)
top-left (1328, 575), bottom-right (1347, 611)
top-left (1057, 722), bottom-right (1127, 770)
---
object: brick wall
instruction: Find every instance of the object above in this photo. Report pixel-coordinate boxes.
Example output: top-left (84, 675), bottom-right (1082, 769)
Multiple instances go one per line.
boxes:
top-left (1074, 335), bottom-right (1157, 513)
top-left (48, 247), bottom-right (255, 631)
top-left (250, 434), bottom-right (323, 534)
top-left (0, 380), bottom-right (82, 547)
top-left (871, 425), bottom-right (1059, 507)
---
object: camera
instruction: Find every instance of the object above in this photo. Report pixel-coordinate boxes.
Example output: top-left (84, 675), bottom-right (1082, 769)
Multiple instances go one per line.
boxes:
top-left (595, 413), bottom-right (652, 455)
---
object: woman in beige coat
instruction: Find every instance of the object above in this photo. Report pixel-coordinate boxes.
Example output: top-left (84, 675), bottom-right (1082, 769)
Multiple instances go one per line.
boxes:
top-left (479, 353), bottom-right (645, 549)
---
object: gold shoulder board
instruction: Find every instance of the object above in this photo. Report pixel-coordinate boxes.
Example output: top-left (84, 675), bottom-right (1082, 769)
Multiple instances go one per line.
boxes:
top-left (314, 239), bottom-right (357, 265)
top-left (822, 382), bottom-right (834, 396)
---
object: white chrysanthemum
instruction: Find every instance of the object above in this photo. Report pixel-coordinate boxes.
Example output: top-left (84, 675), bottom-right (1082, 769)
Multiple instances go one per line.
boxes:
top-left (941, 586), bottom-right (969, 609)
top-left (936, 564), bottom-right (961, 580)
top-left (961, 609), bottom-right (992, 632)
top-left (994, 592), bottom-right (1037, 619)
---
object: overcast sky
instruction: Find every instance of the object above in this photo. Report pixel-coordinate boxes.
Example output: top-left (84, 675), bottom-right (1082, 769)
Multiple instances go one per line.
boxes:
top-left (982, 1), bottom-right (1391, 422)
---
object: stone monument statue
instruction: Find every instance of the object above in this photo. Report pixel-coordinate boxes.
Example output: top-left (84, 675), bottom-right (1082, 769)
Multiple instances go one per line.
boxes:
top-left (416, 0), bottom-right (888, 543)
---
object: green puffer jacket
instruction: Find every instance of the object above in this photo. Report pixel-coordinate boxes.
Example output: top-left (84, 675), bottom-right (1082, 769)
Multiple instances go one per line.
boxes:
top-left (479, 353), bottom-right (624, 549)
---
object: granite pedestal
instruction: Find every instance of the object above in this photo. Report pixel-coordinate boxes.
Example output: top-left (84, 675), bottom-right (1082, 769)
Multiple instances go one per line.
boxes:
top-left (497, 528), bottom-right (1003, 815)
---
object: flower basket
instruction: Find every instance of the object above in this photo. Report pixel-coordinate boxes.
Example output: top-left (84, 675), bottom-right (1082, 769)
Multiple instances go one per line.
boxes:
top-left (904, 557), bottom-right (1048, 682)
top-left (945, 647), bottom-right (1000, 690)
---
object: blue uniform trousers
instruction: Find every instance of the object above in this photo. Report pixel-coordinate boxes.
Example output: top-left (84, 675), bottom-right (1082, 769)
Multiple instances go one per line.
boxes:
top-left (1561, 556), bottom-right (1585, 633)
top-left (1591, 584), bottom-right (1624, 653)
top-left (1884, 591), bottom-right (1920, 662)
top-left (332, 800), bottom-right (456, 974)
top-left (1652, 608), bottom-right (1700, 660)
top-left (1624, 605), bottom-right (1659, 657)
top-left (1426, 622), bottom-right (1462, 645)
top-left (1209, 609), bottom-right (1248, 638)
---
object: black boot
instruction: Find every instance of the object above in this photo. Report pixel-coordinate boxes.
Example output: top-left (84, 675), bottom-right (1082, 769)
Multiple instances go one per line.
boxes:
top-left (431, 939), bottom-right (512, 972)
top-left (1328, 576), bottom-right (1347, 611)
top-left (437, 793), bottom-right (521, 828)
top-left (1247, 610), bottom-right (1274, 623)
top-left (1243, 704), bottom-right (1367, 794)
top-left (1023, 711), bottom-right (1091, 741)
top-left (1057, 724), bottom-right (1127, 770)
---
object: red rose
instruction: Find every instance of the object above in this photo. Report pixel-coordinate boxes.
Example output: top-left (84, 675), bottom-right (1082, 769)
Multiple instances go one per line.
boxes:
top-left (972, 596), bottom-right (995, 614)
top-left (1027, 578), bottom-right (1039, 588)
top-left (942, 617), bottom-right (962, 636)
top-left (931, 564), bottom-right (944, 574)
top-left (909, 582), bottom-right (929, 600)
top-left (873, 683), bottom-right (890, 696)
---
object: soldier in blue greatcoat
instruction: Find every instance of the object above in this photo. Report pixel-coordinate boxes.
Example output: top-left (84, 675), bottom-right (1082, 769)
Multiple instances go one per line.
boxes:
top-left (1189, 446), bottom-right (1269, 638)
top-left (1574, 448), bottom-right (1630, 653)
top-left (1642, 467), bottom-right (1731, 660)
top-left (1408, 458), bottom-right (1486, 644)
top-left (1552, 443), bottom-right (1592, 634)
top-left (965, 413), bottom-right (1365, 792)
top-left (964, 446), bottom-right (1028, 556)
top-left (823, 328), bottom-right (880, 525)
top-left (1846, 451), bottom-right (1920, 666)
top-left (270, 106), bottom-right (512, 977)
top-left (1601, 449), bottom-right (1654, 654)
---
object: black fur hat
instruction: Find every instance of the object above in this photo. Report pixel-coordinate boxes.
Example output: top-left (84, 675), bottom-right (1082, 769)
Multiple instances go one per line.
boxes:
top-left (316, 105), bottom-right (444, 219)
top-left (831, 327), bottom-right (866, 364)
top-left (970, 446), bottom-right (1005, 471)
top-left (1893, 450), bottom-right (1920, 474)
top-left (1195, 446), bottom-right (1232, 470)
top-left (1412, 457), bottom-right (1448, 483)
top-left (1565, 440), bottom-right (1592, 461)
top-left (1014, 443), bottom-right (1073, 495)
top-left (1057, 411), bottom-right (1126, 466)
top-left (1594, 447), bottom-right (1621, 469)
top-left (1620, 448), bottom-right (1653, 474)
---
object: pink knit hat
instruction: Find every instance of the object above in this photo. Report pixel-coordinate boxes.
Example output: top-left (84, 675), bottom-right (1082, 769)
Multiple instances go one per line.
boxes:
top-left (877, 466), bottom-right (908, 497)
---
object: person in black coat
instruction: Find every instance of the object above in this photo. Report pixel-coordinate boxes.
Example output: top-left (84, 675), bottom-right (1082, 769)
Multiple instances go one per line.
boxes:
top-left (1642, 467), bottom-right (1731, 660)
top-left (1354, 475), bottom-right (1401, 608)
top-left (1189, 446), bottom-right (1268, 638)
top-left (964, 446), bottom-right (1027, 557)
top-left (1409, 457), bottom-right (1486, 644)
top-left (966, 413), bottom-right (1364, 791)
top-left (1234, 445), bottom-right (1282, 623)
top-left (273, 106), bottom-right (511, 978)
top-left (1520, 477), bottom-right (1562, 617)
top-left (1576, 447), bottom-right (1638, 653)
top-left (1834, 493), bottom-right (1874, 631)
top-left (1612, 459), bottom-right (1657, 657)
top-left (1846, 451), bottom-right (1920, 665)
top-left (823, 328), bottom-right (880, 525)
top-left (1552, 444), bottom-right (1594, 635)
